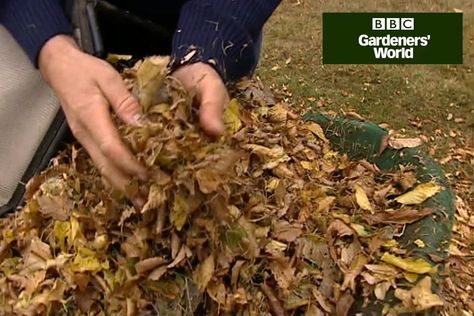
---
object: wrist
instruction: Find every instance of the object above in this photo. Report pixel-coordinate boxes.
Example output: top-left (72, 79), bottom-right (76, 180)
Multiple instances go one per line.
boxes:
top-left (38, 35), bottom-right (80, 75)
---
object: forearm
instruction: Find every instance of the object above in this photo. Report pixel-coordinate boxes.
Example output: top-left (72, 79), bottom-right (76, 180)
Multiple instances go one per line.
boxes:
top-left (170, 0), bottom-right (281, 83)
top-left (0, 0), bottom-right (73, 67)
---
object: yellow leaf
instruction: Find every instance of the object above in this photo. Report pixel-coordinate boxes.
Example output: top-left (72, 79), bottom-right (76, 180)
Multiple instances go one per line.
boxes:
top-left (266, 178), bottom-right (280, 192)
top-left (350, 223), bottom-right (370, 237)
top-left (268, 103), bottom-right (288, 123)
top-left (71, 247), bottom-right (108, 273)
top-left (394, 182), bottom-right (441, 205)
top-left (300, 161), bottom-right (313, 170)
top-left (414, 239), bottom-right (426, 248)
top-left (193, 254), bottom-right (215, 292)
top-left (403, 272), bottom-right (419, 283)
top-left (331, 212), bottom-right (351, 223)
top-left (70, 216), bottom-right (83, 245)
top-left (355, 184), bottom-right (373, 212)
top-left (3, 229), bottom-right (14, 244)
top-left (53, 221), bottom-right (70, 252)
top-left (106, 53), bottom-right (132, 63)
top-left (382, 239), bottom-right (399, 248)
top-left (170, 193), bottom-right (189, 231)
top-left (223, 98), bottom-right (242, 134)
top-left (228, 205), bottom-right (241, 220)
top-left (305, 122), bottom-right (329, 143)
top-left (381, 253), bottom-right (436, 274)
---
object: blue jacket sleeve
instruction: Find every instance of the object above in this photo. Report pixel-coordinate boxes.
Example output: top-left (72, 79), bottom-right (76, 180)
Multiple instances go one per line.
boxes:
top-left (170, 0), bottom-right (281, 83)
top-left (0, 0), bottom-right (73, 66)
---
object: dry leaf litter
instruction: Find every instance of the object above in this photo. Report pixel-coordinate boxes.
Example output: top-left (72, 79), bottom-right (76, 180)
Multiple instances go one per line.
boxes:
top-left (0, 57), bottom-right (448, 316)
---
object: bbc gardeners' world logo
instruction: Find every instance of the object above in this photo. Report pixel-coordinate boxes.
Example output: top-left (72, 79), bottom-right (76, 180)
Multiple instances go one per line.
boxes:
top-left (323, 13), bottom-right (463, 64)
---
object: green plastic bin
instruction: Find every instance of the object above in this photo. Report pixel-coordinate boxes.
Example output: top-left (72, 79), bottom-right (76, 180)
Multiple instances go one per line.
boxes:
top-left (303, 113), bottom-right (455, 316)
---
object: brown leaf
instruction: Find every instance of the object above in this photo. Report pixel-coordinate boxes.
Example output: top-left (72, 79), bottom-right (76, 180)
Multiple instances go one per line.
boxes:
top-left (315, 196), bottom-right (336, 213)
top-left (231, 260), bottom-right (246, 289)
top-left (207, 281), bottom-right (228, 306)
top-left (373, 184), bottom-right (393, 205)
top-left (193, 254), bottom-right (215, 292)
top-left (167, 245), bottom-right (191, 268)
top-left (311, 288), bottom-right (334, 314)
top-left (37, 194), bottom-right (73, 221)
top-left (399, 172), bottom-right (417, 191)
top-left (213, 149), bottom-right (243, 174)
top-left (136, 56), bottom-right (169, 111)
top-left (363, 207), bottom-right (434, 225)
top-left (374, 281), bottom-right (391, 300)
top-left (388, 137), bottom-right (423, 149)
top-left (272, 220), bottom-right (303, 242)
top-left (270, 258), bottom-right (296, 290)
top-left (268, 102), bottom-right (289, 123)
top-left (74, 287), bottom-right (97, 313)
top-left (260, 283), bottom-right (287, 316)
top-left (196, 168), bottom-right (222, 194)
top-left (341, 254), bottom-right (369, 292)
top-left (336, 291), bottom-right (355, 316)
top-left (142, 184), bottom-right (167, 213)
top-left (135, 257), bottom-right (167, 275)
top-left (23, 270), bottom-right (46, 295)
top-left (170, 231), bottom-right (181, 259)
top-left (148, 265), bottom-right (168, 281)
top-left (326, 220), bottom-right (354, 262)
top-left (394, 276), bottom-right (443, 312)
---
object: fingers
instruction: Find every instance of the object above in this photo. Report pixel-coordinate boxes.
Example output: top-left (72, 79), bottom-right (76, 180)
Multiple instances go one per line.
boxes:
top-left (75, 127), bottom-right (146, 207)
top-left (77, 95), bottom-right (148, 182)
top-left (76, 128), bottom-right (131, 191)
top-left (172, 62), bottom-right (229, 137)
top-left (197, 79), bottom-right (228, 136)
top-left (98, 68), bottom-right (142, 125)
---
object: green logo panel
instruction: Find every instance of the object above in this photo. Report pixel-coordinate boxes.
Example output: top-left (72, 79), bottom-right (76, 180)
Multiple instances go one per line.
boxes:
top-left (323, 13), bottom-right (463, 64)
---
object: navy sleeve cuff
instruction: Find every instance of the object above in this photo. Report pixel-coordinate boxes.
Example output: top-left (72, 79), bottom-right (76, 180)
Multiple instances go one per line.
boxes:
top-left (171, 0), bottom-right (280, 83)
top-left (0, 0), bottom-right (73, 67)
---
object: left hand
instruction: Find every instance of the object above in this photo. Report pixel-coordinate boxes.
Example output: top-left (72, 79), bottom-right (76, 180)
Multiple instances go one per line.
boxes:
top-left (172, 62), bottom-right (229, 136)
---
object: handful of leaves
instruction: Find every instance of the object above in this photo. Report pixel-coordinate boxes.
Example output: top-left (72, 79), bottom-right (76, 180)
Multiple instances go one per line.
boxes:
top-left (0, 57), bottom-right (444, 316)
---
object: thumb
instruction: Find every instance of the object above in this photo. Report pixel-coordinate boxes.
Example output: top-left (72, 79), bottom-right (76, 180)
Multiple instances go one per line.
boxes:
top-left (99, 69), bottom-right (142, 125)
top-left (198, 83), bottom-right (227, 136)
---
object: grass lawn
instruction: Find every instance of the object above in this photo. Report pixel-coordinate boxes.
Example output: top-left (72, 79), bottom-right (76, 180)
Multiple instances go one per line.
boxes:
top-left (258, 0), bottom-right (473, 171)
top-left (257, 0), bottom-right (473, 314)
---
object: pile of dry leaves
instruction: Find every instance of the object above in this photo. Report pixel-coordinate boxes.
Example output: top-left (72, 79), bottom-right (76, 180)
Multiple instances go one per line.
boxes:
top-left (0, 57), bottom-right (448, 315)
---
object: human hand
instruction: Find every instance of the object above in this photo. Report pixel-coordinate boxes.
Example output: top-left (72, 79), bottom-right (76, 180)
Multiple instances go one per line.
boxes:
top-left (171, 62), bottom-right (229, 136)
top-left (38, 35), bottom-right (148, 201)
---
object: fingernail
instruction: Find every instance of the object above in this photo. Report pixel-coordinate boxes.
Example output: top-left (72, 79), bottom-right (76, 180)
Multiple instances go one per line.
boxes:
top-left (133, 196), bottom-right (146, 211)
top-left (139, 172), bottom-right (149, 182)
top-left (131, 113), bottom-right (144, 126)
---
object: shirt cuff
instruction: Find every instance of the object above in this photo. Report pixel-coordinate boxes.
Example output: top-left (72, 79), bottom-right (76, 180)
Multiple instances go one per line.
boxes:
top-left (0, 0), bottom-right (73, 67)
top-left (170, 0), bottom-right (280, 83)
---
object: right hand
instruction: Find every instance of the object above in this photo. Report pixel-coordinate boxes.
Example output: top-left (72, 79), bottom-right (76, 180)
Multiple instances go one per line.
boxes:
top-left (38, 35), bottom-right (148, 203)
